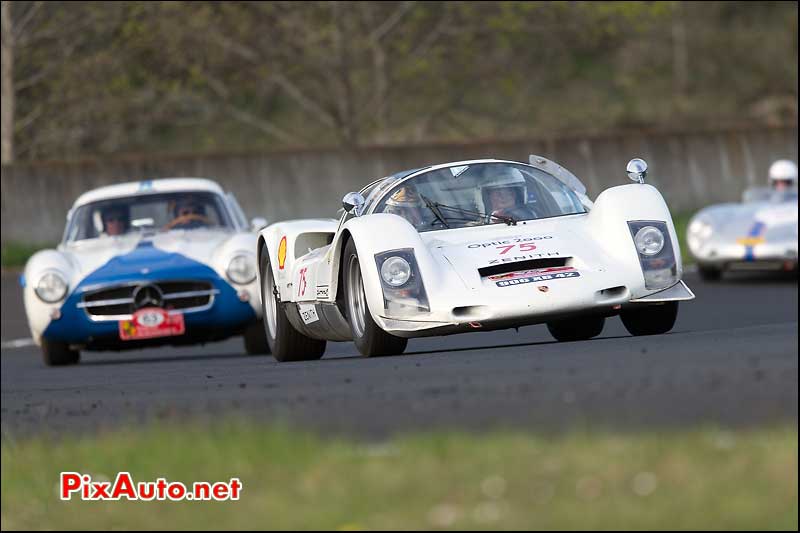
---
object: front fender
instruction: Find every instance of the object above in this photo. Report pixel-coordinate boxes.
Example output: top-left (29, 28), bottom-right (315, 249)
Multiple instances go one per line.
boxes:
top-left (336, 214), bottom-right (443, 324)
top-left (586, 184), bottom-right (682, 298)
top-left (23, 249), bottom-right (76, 345)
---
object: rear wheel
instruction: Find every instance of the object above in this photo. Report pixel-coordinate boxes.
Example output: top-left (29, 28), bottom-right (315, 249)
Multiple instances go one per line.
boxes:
top-left (41, 339), bottom-right (80, 366)
top-left (343, 239), bottom-right (407, 357)
top-left (698, 264), bottom-right (722, 281)
top-left (260, 253), bottom-right (326, 362)
top-left (546, 316), bottom-right (605, 342)
top-left (243, 320), bottom-right (270, 355)
top-left (620, 302), bottom-right (679, 336)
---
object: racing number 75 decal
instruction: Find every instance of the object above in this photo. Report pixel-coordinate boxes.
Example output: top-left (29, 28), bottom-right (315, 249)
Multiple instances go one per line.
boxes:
top-left (298, 267), bottom-right (308, 297)
top-left (496, 243), bottom-right (537, 255)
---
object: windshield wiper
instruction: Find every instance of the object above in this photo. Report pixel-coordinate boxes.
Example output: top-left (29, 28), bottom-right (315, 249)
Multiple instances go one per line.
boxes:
top-left (427, 201), bottom-right (517, 226)
top-left (420, 194), bottom-right (451, 229)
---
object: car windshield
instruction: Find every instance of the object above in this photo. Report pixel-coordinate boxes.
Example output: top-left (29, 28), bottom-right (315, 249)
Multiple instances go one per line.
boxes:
top-left (373, 162), bottom-right (586, 232)
top-left (742, 187), bottom-right (799, 204)
top-left (64, 191), bottom-right (233, 242)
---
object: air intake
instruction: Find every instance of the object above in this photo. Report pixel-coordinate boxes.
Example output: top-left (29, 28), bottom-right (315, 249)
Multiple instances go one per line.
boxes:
top-left (478, 257), bottom-right (570, 278)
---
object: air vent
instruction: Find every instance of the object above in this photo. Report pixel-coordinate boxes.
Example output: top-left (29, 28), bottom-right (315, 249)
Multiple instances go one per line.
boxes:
top-left (478, 257), bottom-right (570, 278)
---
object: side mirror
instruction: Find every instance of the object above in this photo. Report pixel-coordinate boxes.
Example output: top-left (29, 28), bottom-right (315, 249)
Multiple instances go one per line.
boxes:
top-left (342, 192), bottom-right (366, 216)
top-left (250, 217), bottom-right (268, 232)
top-left (626, 158), bottom-right (648, 184)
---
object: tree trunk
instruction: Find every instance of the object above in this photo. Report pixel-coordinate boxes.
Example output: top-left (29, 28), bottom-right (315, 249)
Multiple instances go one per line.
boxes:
top-left (1, 0), bottom-right (14, 164)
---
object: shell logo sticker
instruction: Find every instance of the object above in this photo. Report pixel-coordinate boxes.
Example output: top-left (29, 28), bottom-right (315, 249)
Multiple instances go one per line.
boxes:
top-left (277, 236), bottom-right (287, 270)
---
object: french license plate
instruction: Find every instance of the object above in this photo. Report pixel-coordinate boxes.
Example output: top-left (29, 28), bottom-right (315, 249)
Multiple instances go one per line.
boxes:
top-left (119, 307), bottom-right (185, 340)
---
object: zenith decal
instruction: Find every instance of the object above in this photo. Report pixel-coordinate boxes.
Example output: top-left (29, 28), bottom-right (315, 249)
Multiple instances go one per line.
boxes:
top-left (487, 252), bottom-right (560, 265)
top-left (316, 286), bottom-right (330, 299)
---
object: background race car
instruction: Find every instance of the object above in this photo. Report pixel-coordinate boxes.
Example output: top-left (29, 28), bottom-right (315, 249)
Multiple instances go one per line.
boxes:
top-left (687, 160), bottom-right (799, 280)
top-left (22, 178), bottom-right (270, 365)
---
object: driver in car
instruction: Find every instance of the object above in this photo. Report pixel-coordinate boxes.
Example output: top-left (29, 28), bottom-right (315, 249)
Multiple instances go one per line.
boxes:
top-left (481, 167), bottom-right (539, 222)
top-left (165, 195), bottom-right (212, 230)
top-left (101, 205), bottom-right (130, 236)
top-left (383, 186), bottom-right (431, 229)
top-left (768, 160), bottom-right (798, 192)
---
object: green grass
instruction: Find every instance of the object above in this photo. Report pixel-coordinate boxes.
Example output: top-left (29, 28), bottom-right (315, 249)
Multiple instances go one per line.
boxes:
top-left (672, 211), bottom-right (694, 265)
top-left (1, 242), bottom-right (55, 269)
top-left (2, 423), bottom-right (796, 530)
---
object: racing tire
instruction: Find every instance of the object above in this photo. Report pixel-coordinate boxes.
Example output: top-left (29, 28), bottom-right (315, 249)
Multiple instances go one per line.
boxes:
top-left (620, 301), bottom-right (679, 336)
top-left (259, 252), bottom-right (326, 362)
top-left (546, 316), bottom-right (605, 342)
top-left (698, 264), bottom-right (722, 281)
top-left (243, 320), bottom-right (270, 355)
top-left (41, 339), bottom-right (80, 366)
top-left (342, 239), bottom-right (408, 357)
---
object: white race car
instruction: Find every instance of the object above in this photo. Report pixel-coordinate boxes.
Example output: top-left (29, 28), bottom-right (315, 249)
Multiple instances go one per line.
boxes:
top-left (256, 156), bottom-right (695, 361)
top-left (23, 178), bottom-right (269, 365)
top-left (687, 159), bottom-right (798, 280)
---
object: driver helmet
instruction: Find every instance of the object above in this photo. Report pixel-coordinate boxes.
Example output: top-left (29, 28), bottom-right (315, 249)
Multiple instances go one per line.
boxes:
top-left (172, 194), bottom-right (207, 218)
top-left (479, 166), bottom-right (528, 214)
top-left (768, 159), bottom-right (798, 190)
top-left (384, 186), bottom-right (425, 225)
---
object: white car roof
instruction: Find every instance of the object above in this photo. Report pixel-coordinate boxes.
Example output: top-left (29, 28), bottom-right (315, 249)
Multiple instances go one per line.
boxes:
top-left (73, 178), bottom-right (225, 207)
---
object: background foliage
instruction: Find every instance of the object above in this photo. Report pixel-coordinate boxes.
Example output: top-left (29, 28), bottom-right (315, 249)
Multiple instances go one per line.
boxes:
top-left (1, 1), bottom-right (797, 162)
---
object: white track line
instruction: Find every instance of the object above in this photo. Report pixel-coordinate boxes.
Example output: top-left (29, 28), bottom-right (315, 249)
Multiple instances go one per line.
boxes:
top-left (1, 338), bottom-right (35, 349)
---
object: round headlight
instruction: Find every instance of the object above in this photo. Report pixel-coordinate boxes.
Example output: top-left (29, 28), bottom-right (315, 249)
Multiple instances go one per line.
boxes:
top-left (226, 254), bottom-right (256, 285)
top-left (380, 256), bottom-right (411, 287)
top-left (634, 226), bottom-right (665, 256)
top-left (687, 218), bottom-right (713, 252)
top-left (35, 271), bottom-right (68, 303)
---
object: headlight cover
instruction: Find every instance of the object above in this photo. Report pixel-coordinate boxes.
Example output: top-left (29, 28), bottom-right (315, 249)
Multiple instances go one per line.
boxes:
top-left (374, 249), bottom-right (429, 313)
top-left (35, 271), bottom-right (68, 303)
top-left (628, 221), bottom-right (677, 290)
top-left (226, 253), bottom-right (257, 285)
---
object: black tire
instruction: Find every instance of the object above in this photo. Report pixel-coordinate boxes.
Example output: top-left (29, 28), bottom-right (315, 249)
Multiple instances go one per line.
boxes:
top-left (546, 316), bottom-right (605, 342)
top-left (698, 264), bottom-right (722, 281)
top-left (620, 301), bottom-right (679, 336)
top-left (243, 320), bottom-right (270, 355)
top-left (259, 252), bottom-right (326, 362)
top-left (41, 339), bottom-right (80, 366)
top-left (342, 239), bottom-right (408, 357)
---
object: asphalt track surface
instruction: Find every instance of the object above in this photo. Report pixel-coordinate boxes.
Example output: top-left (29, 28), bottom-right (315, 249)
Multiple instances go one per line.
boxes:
top-left (1, 270), bottom-right (797, 439)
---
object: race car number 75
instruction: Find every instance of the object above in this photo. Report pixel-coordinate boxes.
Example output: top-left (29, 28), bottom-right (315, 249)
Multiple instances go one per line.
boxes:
top-left (497, 243), bottom-right (537, 254)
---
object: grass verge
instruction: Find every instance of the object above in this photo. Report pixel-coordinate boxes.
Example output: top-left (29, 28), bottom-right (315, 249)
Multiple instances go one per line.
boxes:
top-left (1, 423), bottom-right (796, 530)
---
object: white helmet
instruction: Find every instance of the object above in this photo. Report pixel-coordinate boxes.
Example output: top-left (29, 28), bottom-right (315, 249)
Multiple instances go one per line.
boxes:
top-left (768, 159), bottom-right (798, 188)
top-left (479, 166), bottom-right (527, 212)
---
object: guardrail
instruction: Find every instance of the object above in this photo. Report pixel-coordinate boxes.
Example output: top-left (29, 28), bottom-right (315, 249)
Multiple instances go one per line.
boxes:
top-left (1, 124), bottom-right (796, 243)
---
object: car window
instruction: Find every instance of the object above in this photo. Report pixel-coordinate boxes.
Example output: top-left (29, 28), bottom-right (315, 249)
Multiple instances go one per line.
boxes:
top-left (64, 191), bottom-right (234, 242)
top-left (372, 162), bottom-right (586, 232)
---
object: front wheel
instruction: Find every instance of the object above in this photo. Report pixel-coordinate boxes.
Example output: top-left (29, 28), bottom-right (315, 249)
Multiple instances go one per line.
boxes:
top-left (620, 302), bottom-right (679, 336)
top-left (42, 339), bottom-right (80, 366)
top-left (260, 253), bottom-right (326, 362)
top-left (342, 239), bottom-right (407, 357)
top-left (547, 316), bottom-right (605, 342)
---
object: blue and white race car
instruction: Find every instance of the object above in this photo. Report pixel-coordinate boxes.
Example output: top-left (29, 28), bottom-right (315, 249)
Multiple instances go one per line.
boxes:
top-left (22, 178), bottom-right (269, 365)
